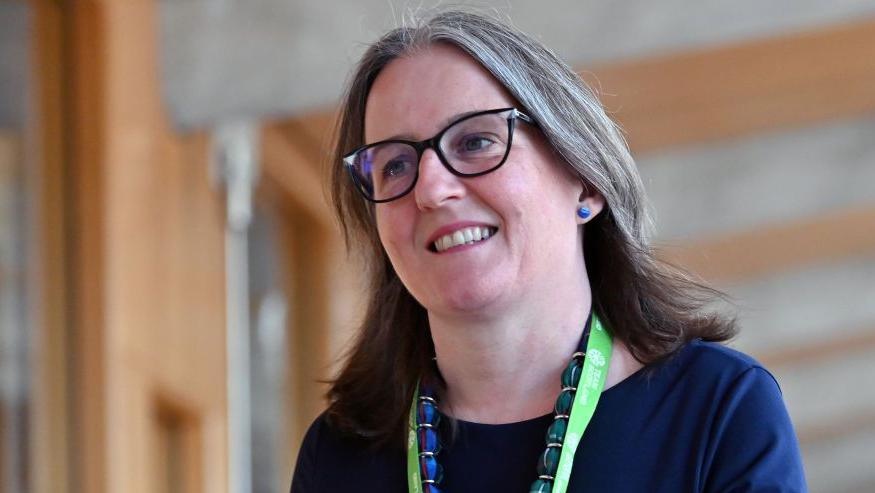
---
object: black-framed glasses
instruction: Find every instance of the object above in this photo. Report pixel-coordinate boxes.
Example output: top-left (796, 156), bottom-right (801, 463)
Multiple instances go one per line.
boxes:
top-left (343, 107), bottom-right (534, 203)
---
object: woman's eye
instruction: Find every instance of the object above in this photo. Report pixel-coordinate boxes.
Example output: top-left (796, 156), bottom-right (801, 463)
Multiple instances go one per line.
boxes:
top-left (458, 135), bottom-right (495, 153)
top-left (382, 158), bottom-right (412, 178)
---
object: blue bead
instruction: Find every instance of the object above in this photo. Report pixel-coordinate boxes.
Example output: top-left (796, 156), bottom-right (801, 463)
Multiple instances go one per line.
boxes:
top-left (418, 399), bottom-right (440, 426)
top-left (576, 206), bottom-right (591, 219)
top-left (419, 456), bottom-right (444, 483)
top-left (418, 427), bottom-right (441, 453)
top-left (423, 484), bottom-right (442, 493)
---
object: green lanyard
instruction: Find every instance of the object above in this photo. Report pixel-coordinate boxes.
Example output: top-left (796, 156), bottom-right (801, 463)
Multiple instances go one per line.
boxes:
top-left (406, 316), bottom-right (613, 492)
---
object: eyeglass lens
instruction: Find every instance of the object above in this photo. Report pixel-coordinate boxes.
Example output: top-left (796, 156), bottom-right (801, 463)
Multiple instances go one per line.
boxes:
top-left (349, 110), bottom-right (512, 201)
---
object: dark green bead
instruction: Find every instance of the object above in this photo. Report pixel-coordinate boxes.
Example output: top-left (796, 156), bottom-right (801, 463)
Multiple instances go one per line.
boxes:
top-left (537, 446), bottom-right (561, 476)
top-left (561, 359), bottom-right (583, 388)
top-left (545, 418), bottom-right (567, 444)
top-left (529, 479), bottom-right (552, 493)
top-left (554, 389), bottom-right (574, 415)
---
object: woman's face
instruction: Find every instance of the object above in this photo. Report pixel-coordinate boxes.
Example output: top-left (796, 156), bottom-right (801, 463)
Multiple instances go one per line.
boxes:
top-left (364, 44), bottom-right (594, 318)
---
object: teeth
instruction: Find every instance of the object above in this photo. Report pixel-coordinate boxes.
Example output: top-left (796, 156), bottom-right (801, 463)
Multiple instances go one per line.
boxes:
top-left (433, 226), bottom-right (496, 252)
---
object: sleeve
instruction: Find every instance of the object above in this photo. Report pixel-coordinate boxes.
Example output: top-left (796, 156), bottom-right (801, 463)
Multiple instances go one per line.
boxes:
top-left (703, 367), bottom-right (808, 493)
top-left (289, 416), bottom-right (323, 493)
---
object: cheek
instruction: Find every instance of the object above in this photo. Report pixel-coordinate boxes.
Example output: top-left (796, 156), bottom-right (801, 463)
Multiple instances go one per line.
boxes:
top-left (375, 207), bottom-right (411, 261)
top-left (374, 210), bottom-right (394, 252)
top-left (500, 165), bottom-right (571, 225)
top-left (506, 168), bottom-right (580, 249)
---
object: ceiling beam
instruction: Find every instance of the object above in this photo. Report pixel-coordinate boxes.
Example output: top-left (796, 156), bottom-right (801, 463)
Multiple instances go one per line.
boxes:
top-left (585, 18), bottom-right (875, 154)
top-left (757, 326), bottom-right (875, 370)
top-left (659, 204), bottom-right (875, 284)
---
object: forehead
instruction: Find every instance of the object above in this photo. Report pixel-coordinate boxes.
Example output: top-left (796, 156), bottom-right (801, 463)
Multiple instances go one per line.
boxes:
top-left (364, 43), bottom-right (516, 142)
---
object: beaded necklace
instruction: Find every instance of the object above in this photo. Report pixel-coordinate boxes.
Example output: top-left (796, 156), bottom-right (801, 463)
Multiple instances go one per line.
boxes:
top-left (406, 314), bottom-right (613, 493)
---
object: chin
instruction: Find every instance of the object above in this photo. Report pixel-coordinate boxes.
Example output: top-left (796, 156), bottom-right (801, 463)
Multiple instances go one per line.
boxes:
top-left (405, 264), bottom-right (517, 317)
top-left (430, 282), bottom-right (510, 318)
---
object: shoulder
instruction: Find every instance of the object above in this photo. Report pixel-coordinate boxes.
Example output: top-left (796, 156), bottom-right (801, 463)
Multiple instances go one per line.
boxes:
top-left (671, 341), bottom-right (808, 491)
top-left (662, 339), bottom-right (780, 392)
top-left (671, 340), bottom-right (790, 432)
top-left (617, 339), bottom-right (791, 429)
top-left (292, 412), bottom-right (370, 473)
top-left (678, 339), bottom-right (765, 373)
top-left (656, 339), bottom-right (793, 421)
top-left (289, 413), bottom-right (328, 492)
top-left (290, 412), bottom-right (406, 493)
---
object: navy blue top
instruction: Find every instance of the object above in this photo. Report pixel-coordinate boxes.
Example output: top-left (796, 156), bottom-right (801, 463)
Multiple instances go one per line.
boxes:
top-left (290, 340), bottom-right (808, 492)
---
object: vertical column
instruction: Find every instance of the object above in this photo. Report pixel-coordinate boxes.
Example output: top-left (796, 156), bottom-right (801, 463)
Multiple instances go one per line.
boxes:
top-left (212, 122), bottom-right (259, 493)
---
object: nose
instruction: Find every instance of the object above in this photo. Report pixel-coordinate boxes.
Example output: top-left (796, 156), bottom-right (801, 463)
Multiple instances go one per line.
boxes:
top-left (414, 148), bottom-right (465, 210)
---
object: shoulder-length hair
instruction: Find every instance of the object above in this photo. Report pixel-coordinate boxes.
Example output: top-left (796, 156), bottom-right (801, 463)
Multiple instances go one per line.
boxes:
top-left (325, 9), bottom-right (736, 447)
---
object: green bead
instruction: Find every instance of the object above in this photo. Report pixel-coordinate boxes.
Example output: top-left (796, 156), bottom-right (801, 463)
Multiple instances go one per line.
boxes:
top-left (561, 359), bottom-right (583, 388)
top-left (545, 418), bottom-right (567, 444)
top-left (554, 389), bottom-right (574, 415)
top-left (537, 446), bottom-right (561, 476)
top-left (529, 478), bottom-right (552, 493)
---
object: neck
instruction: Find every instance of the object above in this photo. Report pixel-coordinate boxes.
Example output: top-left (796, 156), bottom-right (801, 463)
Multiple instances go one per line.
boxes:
top-left (429, 287), bottom-right (592, 424)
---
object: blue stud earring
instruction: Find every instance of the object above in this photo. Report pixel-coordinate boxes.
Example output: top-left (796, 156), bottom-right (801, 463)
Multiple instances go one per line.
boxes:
top-left (577, 206), bottom-right (591, 220)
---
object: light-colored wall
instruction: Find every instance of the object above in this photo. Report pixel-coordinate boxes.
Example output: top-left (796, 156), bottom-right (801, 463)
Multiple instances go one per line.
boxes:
top-left (640, 114), bottom-right (875, 493)
top-left (0, 3), bottom-right (30, 127)
top-left (156, 0), bottom-right (875, 126)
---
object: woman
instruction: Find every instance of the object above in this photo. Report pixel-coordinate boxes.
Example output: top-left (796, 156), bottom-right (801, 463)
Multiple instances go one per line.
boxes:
top-left (291, 10), bottom-right (807, 493)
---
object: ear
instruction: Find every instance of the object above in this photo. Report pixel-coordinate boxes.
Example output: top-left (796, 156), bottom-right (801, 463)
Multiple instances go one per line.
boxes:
top-left (576, 182), bottom-right (606, 224)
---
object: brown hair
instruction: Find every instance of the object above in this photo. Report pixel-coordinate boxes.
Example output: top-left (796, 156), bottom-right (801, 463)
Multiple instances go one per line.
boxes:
top-left (325, 10), bottom-right (736, 447)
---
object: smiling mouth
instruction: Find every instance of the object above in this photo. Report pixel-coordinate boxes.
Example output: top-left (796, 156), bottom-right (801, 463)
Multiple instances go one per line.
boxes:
top-left (429, 226), bottom-right (499, 253)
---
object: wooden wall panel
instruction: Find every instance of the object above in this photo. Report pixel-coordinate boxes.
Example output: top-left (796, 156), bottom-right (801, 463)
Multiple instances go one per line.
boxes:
top-left (30, 4), bottom-right (71, 492)
top-left (66, 2), bottom-right (228, 492)
top-left (67, 3), bottom-right (107, 491)
top-left (260, 122), bottom-right (366, 479)
top-left (261, 126), bottom-right (332, 226)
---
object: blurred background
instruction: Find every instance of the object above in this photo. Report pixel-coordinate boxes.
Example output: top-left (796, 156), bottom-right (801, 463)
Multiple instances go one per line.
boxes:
top-left (2, 1), bottom-right (874, 492)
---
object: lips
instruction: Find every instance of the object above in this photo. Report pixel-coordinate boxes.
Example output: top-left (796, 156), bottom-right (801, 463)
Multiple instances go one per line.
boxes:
top-left (427, 222), bottom-right (499, 253)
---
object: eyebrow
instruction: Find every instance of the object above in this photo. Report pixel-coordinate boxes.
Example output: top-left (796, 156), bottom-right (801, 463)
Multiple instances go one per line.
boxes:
top-left (379, 109), bottom-right (486, 142)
